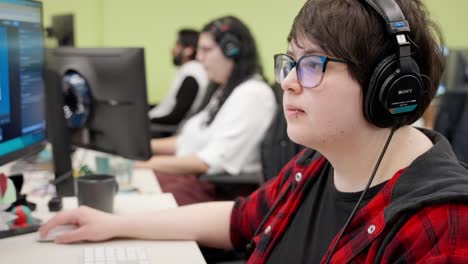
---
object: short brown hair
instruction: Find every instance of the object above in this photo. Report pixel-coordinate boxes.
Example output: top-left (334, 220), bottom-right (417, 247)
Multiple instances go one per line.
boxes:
top-left (288, 0), bottom-right (445, 126)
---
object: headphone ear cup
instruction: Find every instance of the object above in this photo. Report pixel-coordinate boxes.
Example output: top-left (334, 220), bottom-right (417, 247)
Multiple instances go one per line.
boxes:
top-left (364, 55), bottom-right (423, 128)
top-left (364, 55), bottom-right (397, 127)
top-left (380, 57), bottom-right (422, 120)
top-left (219, 33), bottom-right (240, 58)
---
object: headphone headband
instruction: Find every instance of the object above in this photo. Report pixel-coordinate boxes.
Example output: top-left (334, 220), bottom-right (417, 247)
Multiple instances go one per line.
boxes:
top-left (364, 0), bottom-right (410, 34)
top-left (365, 0), bottom-right (412, 66)
top-left (211, 19), bottom-right (229, 33)
top-left (209, 18), bottom-right (241, 58)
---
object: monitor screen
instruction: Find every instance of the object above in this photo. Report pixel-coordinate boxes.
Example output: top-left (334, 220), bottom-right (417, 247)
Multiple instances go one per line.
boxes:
top-left (0, 0), bottom-right (46, 166)
top-left (45, 47), bottom-right (152, 161)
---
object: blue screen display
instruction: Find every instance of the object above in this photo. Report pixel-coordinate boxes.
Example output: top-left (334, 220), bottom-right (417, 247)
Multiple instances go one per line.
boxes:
top-left (0, 0), bottom-right (45, 161)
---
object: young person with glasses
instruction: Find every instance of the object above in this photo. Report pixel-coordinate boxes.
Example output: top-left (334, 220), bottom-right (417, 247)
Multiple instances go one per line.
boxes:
top-left (41, 1), bottom-right (468, 263)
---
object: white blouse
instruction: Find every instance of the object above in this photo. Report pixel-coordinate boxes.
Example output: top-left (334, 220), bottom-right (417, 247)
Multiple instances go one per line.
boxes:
top-left (176, 77), bottom-right (277, 175)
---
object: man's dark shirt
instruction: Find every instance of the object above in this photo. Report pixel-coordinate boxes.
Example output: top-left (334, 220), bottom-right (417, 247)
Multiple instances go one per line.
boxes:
top-left (150, 76), bottom-right (199, 125)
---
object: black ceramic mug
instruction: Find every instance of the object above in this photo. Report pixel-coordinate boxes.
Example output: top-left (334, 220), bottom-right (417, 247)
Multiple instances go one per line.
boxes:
top-left (77, 174), bottom-right (118, 213)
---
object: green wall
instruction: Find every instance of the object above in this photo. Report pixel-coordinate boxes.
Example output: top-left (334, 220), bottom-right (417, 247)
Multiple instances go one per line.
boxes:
top-left (41, 0), bottom-right (102, 46)
top-left (40, 0), bottom-right (468, 103)
top-left (425, 0), bottom-right (468, 48)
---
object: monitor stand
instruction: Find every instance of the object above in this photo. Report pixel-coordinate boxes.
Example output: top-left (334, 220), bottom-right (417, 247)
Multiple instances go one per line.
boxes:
top-left (45, 67), bottom-right (75, 197)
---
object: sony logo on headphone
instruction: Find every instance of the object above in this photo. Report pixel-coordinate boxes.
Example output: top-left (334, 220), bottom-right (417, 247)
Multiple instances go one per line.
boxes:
top-left (398, 89), bottom-right (413, 95)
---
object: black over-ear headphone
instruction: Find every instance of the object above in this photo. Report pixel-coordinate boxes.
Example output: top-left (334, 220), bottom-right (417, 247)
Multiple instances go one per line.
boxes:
top-left (363, 0), bottom-right (423, 128)
top-left (211, 18), bottom-right (241, 59)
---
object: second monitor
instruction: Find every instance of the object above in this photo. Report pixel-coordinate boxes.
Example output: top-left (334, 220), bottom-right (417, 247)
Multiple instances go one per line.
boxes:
top-left (45, 47), bottom-right (152, 161)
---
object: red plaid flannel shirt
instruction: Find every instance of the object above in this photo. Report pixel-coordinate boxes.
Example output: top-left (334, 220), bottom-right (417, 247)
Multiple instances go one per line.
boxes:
top-left (230, 147), bottom-right (468, 263)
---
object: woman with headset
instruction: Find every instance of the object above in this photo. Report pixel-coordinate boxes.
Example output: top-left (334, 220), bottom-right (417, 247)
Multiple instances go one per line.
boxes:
top-left (41, 0), bottom-right (468, 262)
top-left (135, 16), bottom-right (277, 206)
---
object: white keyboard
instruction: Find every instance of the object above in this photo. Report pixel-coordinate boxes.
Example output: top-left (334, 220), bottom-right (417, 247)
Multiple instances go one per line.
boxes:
top-left (83, 246), bottom-right (150, 264)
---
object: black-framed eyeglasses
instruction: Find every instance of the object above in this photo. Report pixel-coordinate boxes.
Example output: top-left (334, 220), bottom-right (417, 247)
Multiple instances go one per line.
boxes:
top-left (274, 53), bottom-right (347, 88)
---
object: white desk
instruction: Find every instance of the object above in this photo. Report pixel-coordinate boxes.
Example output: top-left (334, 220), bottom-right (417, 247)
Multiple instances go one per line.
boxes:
top-left (0, 193), bottom-right (206, 263)
top-left (0, 150), bottom-right (207, 264)
top-left (126, 167), bottom-right (162, 194)
top-left (4, 148), bottom-right (162, 195)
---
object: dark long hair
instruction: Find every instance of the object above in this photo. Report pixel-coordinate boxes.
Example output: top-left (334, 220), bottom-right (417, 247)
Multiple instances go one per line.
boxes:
top-left (199, 16), bottom-right (264, 125)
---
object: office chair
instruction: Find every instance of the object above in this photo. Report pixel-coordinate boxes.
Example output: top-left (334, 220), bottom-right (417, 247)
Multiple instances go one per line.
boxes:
top-left (433, 90), bottom-right (468, 163)
top-left (147, 103), bottom-right (180, 138)
top-left (150, 123), bottom-right (180, 138)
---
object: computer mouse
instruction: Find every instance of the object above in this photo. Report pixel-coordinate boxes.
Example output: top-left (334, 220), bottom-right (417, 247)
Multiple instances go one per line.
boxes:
top-left (37, 224), bottom-right (78, 242)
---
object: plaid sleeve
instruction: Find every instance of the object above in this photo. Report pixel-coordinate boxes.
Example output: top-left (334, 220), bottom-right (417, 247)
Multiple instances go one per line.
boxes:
top-left (382, 203), bottom-right (468, 262)
top-left (229, 151), bottom-right (303, 251)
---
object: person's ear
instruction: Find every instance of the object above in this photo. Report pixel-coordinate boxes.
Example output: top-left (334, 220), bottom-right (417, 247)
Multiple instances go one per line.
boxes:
top-left (183, 46), bottom-right (195, 59)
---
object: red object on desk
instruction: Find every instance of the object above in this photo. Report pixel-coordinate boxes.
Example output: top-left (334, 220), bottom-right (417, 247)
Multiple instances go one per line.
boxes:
top-left (11, 205), bottom-right (33, 227)
top-left (0, 173), bottom-right (7, 197)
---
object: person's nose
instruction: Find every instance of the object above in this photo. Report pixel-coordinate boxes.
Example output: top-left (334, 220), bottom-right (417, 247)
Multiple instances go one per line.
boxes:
top-left (281, 67), bottom-right (302, 94)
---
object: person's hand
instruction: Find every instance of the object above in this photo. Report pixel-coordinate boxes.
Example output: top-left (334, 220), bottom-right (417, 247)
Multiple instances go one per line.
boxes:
top-left (39, 205), bottom-right (121, 244)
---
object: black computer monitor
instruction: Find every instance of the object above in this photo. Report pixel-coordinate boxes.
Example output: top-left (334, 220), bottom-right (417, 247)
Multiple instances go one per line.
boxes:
top-left (0, 0), bottom-right (46, 166)
top-left (444, 49), bottom-right (468, 91)
top-left (45, 47), bottom-right (152, 161)
top-left (0, 0), bottom-right (46, 238)
top-left (45, 14), bottom-right (74, 46)
top-left (454, 50), bottom-right (468, 89)
top-left (436, 46), bottom-right (449, 97)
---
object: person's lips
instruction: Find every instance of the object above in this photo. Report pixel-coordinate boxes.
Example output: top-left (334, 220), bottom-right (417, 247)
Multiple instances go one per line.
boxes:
top-left (285, 104), bottom-right (305, 118)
